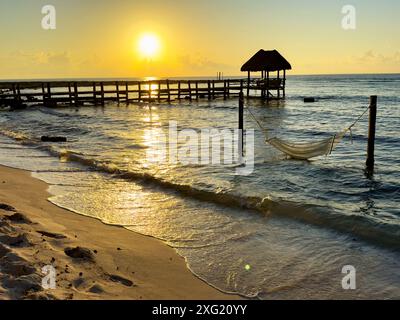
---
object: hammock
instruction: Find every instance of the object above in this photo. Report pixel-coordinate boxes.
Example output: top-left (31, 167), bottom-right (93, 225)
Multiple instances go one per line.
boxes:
top-left (246, 105), bottom-right (369, 160)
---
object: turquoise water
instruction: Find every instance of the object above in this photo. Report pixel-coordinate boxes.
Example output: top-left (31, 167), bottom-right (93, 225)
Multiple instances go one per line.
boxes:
top-left (0, 74), bottom-right (399, 299)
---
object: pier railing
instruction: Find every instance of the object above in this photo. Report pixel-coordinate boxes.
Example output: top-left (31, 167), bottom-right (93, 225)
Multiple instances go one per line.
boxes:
top-left (0, 77), bottom-right (286, 108)
top-left (0, 79), bottom-right (249, 108)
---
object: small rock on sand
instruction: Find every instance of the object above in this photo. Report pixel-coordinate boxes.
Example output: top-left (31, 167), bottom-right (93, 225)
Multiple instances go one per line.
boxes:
top-left (1, 259), bottom-right (36, 277)
top-left (89, 284), bottom-right (104, 294)
top-left (0, 233), bottom-right (31, 247)
top-left (64, 246), bottom-right (94, 262)
top-left (5, 212), bottom-right (31, 224)
top-left (0, 203), bottom-right (16, 212)
top-left (107, 274), bottom-right (134, 287)
top-left (37, 230), bottom-right (66, 239)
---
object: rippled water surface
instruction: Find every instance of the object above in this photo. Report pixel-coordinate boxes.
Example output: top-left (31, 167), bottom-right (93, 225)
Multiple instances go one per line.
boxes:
top-left (1, 74), bottom-right (399, 299)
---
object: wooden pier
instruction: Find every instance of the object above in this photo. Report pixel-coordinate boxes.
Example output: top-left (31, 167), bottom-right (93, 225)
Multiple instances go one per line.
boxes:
top-left (0, 77), bottom-right (287, 109)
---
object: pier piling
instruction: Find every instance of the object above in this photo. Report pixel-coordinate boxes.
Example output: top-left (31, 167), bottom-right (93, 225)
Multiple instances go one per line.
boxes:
top-left (238, 90), bottom-right (244, 158)
top-left (366, 95), bottom-right (377, 175)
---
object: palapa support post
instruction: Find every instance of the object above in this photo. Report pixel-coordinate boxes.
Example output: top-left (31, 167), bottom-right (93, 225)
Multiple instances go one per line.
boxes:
top-left (277, 70), bottom-right (281, 99)
top-left (247, 71), bottom-right (250, 97)
top-left (283, 70), bottom-right (286, 98)
top-left (366, 95), bottom-right (377, 175)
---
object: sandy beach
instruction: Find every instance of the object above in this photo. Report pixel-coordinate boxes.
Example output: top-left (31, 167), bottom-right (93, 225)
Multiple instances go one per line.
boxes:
top-left (0, 164), bottom-right (240, 300)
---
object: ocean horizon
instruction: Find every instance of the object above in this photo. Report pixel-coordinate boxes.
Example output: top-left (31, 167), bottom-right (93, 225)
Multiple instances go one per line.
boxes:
top-left (1, 72), bottom-right (400, 82)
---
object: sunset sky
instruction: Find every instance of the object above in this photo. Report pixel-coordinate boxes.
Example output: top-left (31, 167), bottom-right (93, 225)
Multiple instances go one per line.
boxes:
top-left (0, 0), bottom-right (399, 79)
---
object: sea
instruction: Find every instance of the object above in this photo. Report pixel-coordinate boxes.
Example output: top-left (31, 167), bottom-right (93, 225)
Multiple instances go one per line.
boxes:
top-left (0, 74), bottom-right (399, 299)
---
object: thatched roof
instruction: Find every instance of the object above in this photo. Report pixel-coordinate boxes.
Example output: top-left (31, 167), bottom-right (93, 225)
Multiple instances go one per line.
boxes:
top-left (241, 49), bottom-right (292, 72)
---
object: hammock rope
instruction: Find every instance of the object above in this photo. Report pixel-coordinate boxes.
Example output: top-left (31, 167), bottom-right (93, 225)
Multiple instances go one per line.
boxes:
top-left (245, 104), bottom-right (370, 160)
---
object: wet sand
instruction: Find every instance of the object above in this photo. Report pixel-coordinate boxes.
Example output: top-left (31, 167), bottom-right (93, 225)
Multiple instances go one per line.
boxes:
top-left (0, 165), bottom-right (240, 300)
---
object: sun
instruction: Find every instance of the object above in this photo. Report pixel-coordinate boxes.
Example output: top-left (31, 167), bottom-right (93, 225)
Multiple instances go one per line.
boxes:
top-left (138, 34), bottom-right (160, 59)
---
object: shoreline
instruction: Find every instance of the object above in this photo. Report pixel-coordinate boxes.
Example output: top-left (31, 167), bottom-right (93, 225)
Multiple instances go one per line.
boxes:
top-left (0, 164), bottom-right (241, 300)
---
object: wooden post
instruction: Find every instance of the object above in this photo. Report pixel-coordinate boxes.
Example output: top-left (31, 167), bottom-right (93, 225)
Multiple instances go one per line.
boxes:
top-left (12, 84), bottom-right (17, 101)
top-left (366, 96), bottom-right (377, 175)
top-left (158, 81), bottom-right (161, 102)
top-left (47, 83), bottom-right (51, 100)
top-left (42, 83), bottom-right (46, 103)
top-left (138, 82), bottom-right (142, 102)
top-left (212, 80), bottom-right (215, 99)
top-left (177, 81), bottom-right (181, 100)
top-left (100, 82), bottom-right (105, 106)
top-left (223, 80), bottom-right (227, 100)
top-left (247, 72), bottom-right (250, 97)
top-left (68, 83), bottom-right (73, 105)
top-left (227, 80), bottom-right (230, 98)
top-left (283, 70), bottom-right (286, 98)
top-left (207, 80), bottom-right (211, 100)
top-left (125, 82), bottom-right (129, 103)
top-left (195, 81), bottom-right (199, 100)
top-left (148, 81), bottom-right (152, 101)
top-left (277, 71), bottom-right (281, 99)
top-left (116, 82), bottom-right (120, 103)
top-left (16, 83), bottom-right (21, 102)
top-left (93, 82), bottom-right (97, 105)
top-left (188, 81), bottom-right (192, 101)
top-left (261, 71), bottom-right (264, 98)
top-left (74, 82), bottom-right (79, 106)
top-left (266, 71), bottom-right (270, 102)
top-left (167, 80), bottom-right (171, 103)
top-left (238, 90), bottom-right (244, 158)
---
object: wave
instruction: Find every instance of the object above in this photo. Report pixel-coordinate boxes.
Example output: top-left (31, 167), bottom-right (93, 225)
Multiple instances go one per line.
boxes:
top-left (0, 128), bottom-right (399, 250)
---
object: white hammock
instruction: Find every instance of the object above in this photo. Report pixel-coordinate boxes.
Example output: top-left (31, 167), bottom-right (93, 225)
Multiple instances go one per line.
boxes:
top-left (246, 105), bottom-right (368, 160)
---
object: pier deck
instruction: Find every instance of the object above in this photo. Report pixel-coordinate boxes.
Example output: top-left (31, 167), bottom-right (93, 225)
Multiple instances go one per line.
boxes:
top-left (0, 78), bottom-right (284, 108)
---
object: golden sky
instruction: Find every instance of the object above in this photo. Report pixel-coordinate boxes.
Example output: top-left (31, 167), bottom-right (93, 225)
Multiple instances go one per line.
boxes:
top-left (0, 0), bottom-right (399, 79)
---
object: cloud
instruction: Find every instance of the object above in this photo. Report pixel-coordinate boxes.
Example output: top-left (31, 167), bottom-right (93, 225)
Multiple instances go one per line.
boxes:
top-left (13, 50), bottom-right (71, 66)
top-left (356, 50), bottom-right (400, 65)
top-left (178, 54), bottom-right (233, 73)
